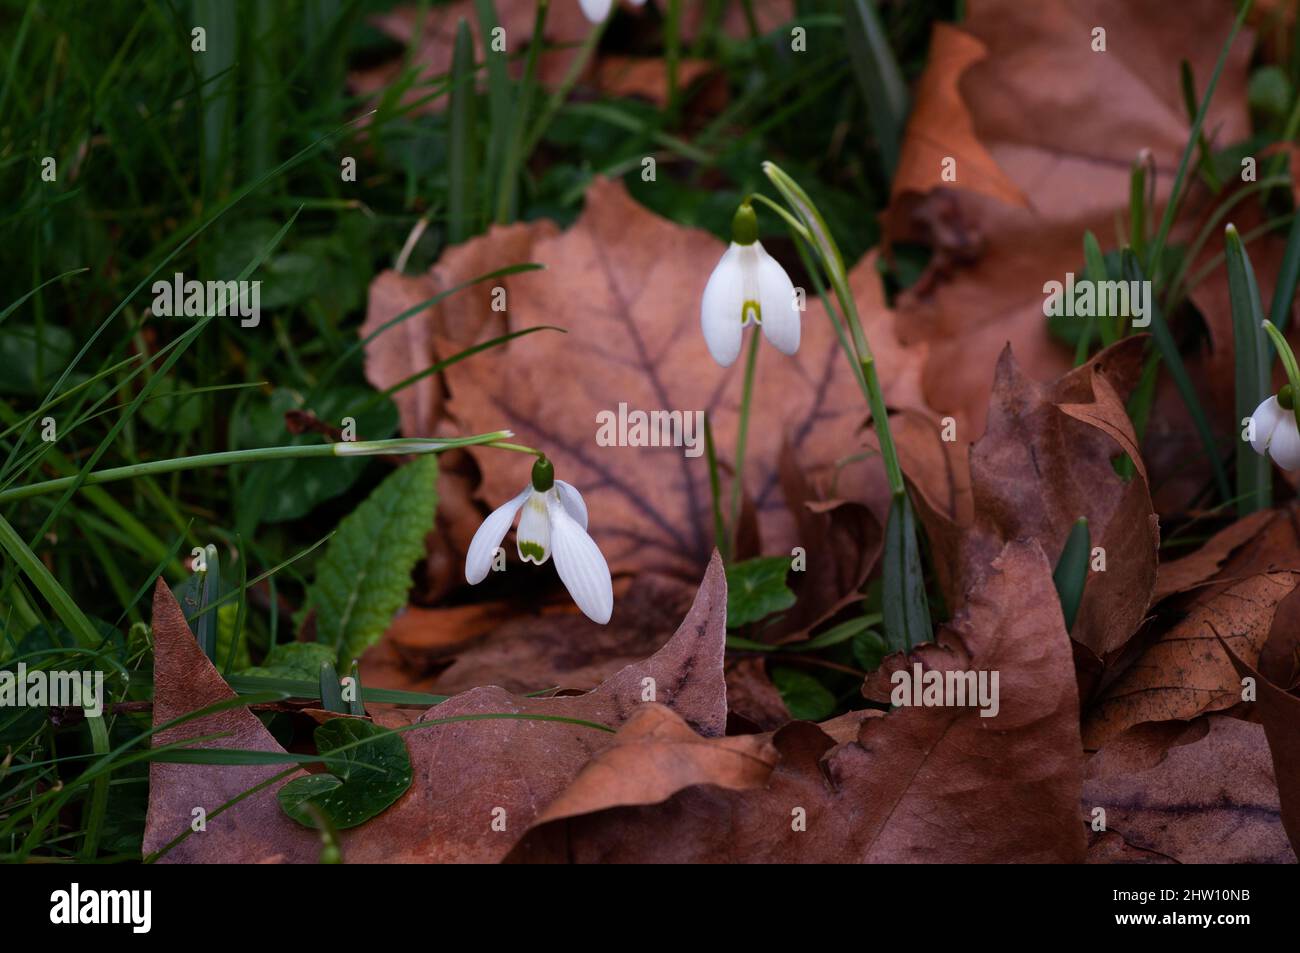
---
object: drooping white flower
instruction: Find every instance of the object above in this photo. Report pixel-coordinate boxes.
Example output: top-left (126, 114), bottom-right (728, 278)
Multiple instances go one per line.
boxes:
top-left (1250, 392), bottom-right (1300, 470)
top-left (579, 0), bottom-right (646, 24)
top-left (465, 458), bottom-right (613, 624)
top-left (700, 202), bottom-right (800, 367)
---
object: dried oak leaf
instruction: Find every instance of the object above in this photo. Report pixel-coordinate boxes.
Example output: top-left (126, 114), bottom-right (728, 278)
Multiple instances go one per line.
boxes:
top-left (909, 338), bottom-right (1158, 664)
top-left (1082, 571), bottom-right (1300, 749)
top-left (887, 0), bottom-right (1251, 437)
top-left (146, 552), bottom-right (729, 863)
top-left (1083, 716), bottom-right (1296, 864)
top-left (428, 178), bottom-right (919, 582)
top-left (510, 539), bottom-right (1086, 862)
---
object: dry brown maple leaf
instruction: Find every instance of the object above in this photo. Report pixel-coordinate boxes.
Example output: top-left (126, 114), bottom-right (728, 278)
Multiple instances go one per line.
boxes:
top-left (1082, 571), bottom-right (1300, 749)
top-left (410, 178), bottom-right (921, 582)
top-left (1083, 716), bottom-right (1296, 864)
top-left (510, 539), bottom-right (1087, 863)
top-left (145, 552), bottom-right (732, 863)
top-left (886, 0), bottom-right (1251, 439)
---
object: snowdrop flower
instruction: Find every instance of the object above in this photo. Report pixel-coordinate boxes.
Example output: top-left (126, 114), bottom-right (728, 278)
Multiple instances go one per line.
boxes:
top-left (1250, 387), bottom-right (1300, 470)
top-left (465, 457), bottom-right (613, 624)
top-left (700, 201), bottom-right (800, 367)
top-left (579, 0), bottom-right (646, 24)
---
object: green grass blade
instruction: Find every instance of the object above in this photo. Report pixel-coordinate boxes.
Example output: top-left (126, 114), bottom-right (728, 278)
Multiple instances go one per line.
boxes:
top-left (845, 0), bottom-right (909, 176)
top-left (1123, 250), bottom-right (1232, 500)
top-left (448, 17), bottom-right (478, 243)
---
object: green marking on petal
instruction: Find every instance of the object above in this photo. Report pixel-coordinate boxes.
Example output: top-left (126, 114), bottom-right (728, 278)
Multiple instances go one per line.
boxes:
top-left (519, 540), bottom-right (546, 561)
top-left (742, 300), bottom-right (761, 325)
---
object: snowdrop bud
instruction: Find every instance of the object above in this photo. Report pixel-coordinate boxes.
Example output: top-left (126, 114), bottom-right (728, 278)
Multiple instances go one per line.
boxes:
top-left (531, 455), bottom-right (555, 491)
top-left (731, 202), bottom-right (758, 245)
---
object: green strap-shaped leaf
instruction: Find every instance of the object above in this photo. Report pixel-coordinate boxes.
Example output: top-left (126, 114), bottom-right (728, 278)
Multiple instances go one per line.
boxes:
top-left (1052, 517), bottom-right (1090, 633)
top-left (1122, 251), bottom-right (1231, 502)
top-left (882, 493), bottom-right (932, 652)
top-left (304, 455), bottom-right (439, 666)
top-left (1225, 224), bottom-right (1272, 515)
top-left (1270, 212), bottom-right (1300, 333)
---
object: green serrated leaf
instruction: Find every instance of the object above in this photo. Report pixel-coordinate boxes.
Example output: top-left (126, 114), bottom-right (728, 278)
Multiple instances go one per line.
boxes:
top-left (278, 717), bottom-right (412, 830)
top-left (304, 455), bottom-right (439, 666)
top-left (771, 666), bottom-right (836, 722)
top-left (725, 556), bottom-right (796, 628)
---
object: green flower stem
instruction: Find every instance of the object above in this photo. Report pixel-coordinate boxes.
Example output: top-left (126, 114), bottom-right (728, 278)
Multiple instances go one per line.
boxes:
top-left (748, 192), bottom-right (810, 242)
top-left (1263, 321), bottom-right (1300, 419)
top-left (729, 329), bottom-right (762, 552)
top-left (0, 432), bottom-right (515, 505)
top-left (763, 162), bottom-right (904, 496)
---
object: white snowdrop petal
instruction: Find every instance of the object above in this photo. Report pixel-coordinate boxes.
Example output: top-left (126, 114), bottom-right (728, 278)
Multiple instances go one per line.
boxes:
top-left (465, 487), bottom-right (529, 584)
top-left (578, 0), bottom-right (612, 22)
top-left (701, 243), bottom-right (746, 367)
top-left (1269, 413), bottom-right (1300, 470)
top-left (754, 243), bottom-right (800, 356)
top-left (516, 490), bottom-right (552, 564)
top-left (1250, 396), bottom-right (1284, 456)
top-left (555, 480), bottom-right (589, 529)
top-left (548, 497), bottom-right (613, 624)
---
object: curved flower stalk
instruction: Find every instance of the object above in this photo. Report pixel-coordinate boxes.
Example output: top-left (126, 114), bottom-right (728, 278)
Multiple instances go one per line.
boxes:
top-left (465, 456), bottom-right (613, 624)
top-left (741, 161), bottom-right (933, 651)
top-left (1252, 322), bottom-right (1300, 471)
top-left (700, 202), bottom-right (801, 367)
top-left (578, 0), bottom-right (646, 24)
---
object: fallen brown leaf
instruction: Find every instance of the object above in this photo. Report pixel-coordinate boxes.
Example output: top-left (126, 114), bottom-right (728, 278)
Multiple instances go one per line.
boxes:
top-left (908, 338), bottom-right (1159, 665)
top-left (1083, 716), bottom-right (1296, 864)
top-left (1221, 636), bottom-right (1300, 857)
top-left (425, 179), bottom-right (916, 583)
top-left (146, 551), bottom-right (731, 863)
top-left (887, 0), bottom-right (1251, 438)
top-left (511, 539), bottom-right (1086, 862)
top-left (1082, 571), bottom-right (1300, 749)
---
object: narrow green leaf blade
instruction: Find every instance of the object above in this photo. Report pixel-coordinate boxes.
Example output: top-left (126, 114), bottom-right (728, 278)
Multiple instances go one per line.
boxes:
top-left (1225, 223), bottom-right (1272, 514)
top-left (882, 493), bottom-right (932, 651)
top-left (1052, 517), bottom-right (1090, 633)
